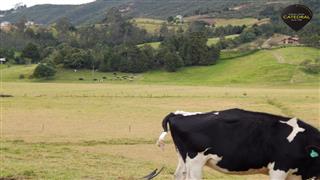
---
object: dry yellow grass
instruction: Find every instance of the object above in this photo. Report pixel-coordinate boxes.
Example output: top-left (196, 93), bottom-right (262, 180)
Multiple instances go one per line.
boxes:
top-left (1, 82), bottom-right (319, 179)
top-left (3, 82), bottom-right (319, 142)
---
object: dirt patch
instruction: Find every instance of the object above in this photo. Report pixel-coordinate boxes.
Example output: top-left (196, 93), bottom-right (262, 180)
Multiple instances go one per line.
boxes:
top-left (272, 52), bottom-right (285, 63)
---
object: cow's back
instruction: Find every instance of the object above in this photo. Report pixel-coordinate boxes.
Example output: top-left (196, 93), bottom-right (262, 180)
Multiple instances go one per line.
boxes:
top-left (168, 108), bottom-right (292, 171)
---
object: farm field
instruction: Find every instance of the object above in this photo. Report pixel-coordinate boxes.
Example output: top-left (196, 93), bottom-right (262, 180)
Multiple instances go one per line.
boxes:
top-left (207, 34), bottom-right (239, 46)
top-left (132, 18), bottom-right (186, 34)
top-left (1, 46), bottom-right (319, 179)
top-left (1, 82), bottom-right (319, 179)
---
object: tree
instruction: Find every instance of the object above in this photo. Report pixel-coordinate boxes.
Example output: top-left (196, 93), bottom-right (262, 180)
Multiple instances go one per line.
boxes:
top-left (188, 21), bottom-right (209, 33)
top-left (179, 32), bottom-right (210, 66)
top-left (159, 23), bottom-right (169, 40)
top-left (163, 51), bottom-right (183, 72)
top-left (63, 49), bottom-right (93, 69)
top-left (167, 16), bottom-right (174, 23)
top-left (118, 45), bottom-right (150, 73)
top-left (15, 16), bottom-right (27, 32)
top-left (33, 63), bottom-right (57, 79)
top-left (239, 30), bottom-right (256, 43)
top-left (140, 44), bottom-right (156, 69)
top-left (99, 48), bottom-right (120, 72)
top-left (21, 43), bottom-right (40, 63)
top-left (56, 17), bottom-right (73, 33)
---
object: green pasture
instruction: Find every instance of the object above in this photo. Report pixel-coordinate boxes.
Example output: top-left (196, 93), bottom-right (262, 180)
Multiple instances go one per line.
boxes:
top-left (2, 47), bottom-right (319, 86)
top-left (207, 34), bottom-right (240, 46)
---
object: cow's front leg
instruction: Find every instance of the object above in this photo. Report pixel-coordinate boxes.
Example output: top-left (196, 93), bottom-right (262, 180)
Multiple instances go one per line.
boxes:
top-left (268, 163), bottom-right (288, 180)
top-left (174, 152), bottom-right (186, 180)
top-left (185, 153), bottom-right (206, 180)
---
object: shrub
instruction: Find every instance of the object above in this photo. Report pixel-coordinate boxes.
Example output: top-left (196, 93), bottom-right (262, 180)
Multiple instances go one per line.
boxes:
top-left (78, 78), bottom-right (84, 80)
top-left (19, 74), bottom-right (25, 79)
top-left (299, 58), bottom-right (320, 74)
top-left (33, 63), bottom-right (57, 79)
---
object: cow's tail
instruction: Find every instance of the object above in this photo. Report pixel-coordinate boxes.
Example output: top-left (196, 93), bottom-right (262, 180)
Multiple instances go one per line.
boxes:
top-left (157, 113), bottom-right (174, 150)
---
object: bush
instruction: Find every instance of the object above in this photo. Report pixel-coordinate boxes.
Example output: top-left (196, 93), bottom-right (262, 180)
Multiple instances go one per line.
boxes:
top-left (163, 51), bottom-right (183, 72)
top-left (19, 74), bottom-right (25, 79)
top-left (78, 78), bottom-right (84, 80)
top-left (299, 58), bottom-right (320, 74)
top-left (33, 63), bottom-right (57, 79)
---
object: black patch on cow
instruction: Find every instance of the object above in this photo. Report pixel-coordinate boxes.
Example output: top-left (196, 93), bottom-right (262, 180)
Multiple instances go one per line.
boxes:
top-left (161, 108), bottom-right (320, 179)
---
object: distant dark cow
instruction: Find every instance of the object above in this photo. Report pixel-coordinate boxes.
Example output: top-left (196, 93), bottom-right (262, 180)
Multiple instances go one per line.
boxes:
top-left (157, 109), bottom-right (320, 180)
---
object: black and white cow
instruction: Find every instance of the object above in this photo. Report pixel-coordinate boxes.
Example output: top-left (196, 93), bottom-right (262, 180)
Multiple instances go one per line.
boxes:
top-left (157, 108), bottom-right (320, 180)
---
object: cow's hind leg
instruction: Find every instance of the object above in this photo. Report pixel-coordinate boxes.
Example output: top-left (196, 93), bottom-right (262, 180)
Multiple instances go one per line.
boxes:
top-left (174, 152), bottom-right (186, 180)
top-left (185, 153), bottom-right (206, 180)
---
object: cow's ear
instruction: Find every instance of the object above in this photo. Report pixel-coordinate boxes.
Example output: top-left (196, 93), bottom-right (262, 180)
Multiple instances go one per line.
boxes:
top-left (307, 146), bottom-right (320, 158)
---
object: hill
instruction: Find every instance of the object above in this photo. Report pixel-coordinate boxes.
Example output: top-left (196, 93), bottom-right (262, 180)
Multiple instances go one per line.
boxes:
top-left (0, 0), bottom-right (128, 25)
top-left (0, 0), bottom-right (295, 25)
top-left (2, 47), bottom-right (319, 86)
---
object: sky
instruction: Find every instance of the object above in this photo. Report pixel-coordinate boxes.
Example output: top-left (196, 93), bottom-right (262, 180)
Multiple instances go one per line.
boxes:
top-left (0, 0), bottom-right (96, 10)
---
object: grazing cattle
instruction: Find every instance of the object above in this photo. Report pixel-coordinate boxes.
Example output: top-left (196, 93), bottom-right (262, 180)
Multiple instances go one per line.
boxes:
top-left (157, 108), bottom-right (320, 180)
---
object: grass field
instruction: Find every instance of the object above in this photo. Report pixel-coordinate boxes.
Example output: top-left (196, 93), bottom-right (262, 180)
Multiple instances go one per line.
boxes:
top-left (207, 34), bottom-right (239, 46)
top-left (1, 82), bottom-right (319, 179)
top-left (3, 47), bottom-right (318, 86)
top-left (137, 41), bottom-right (161, 49)
top-left (212, 18), bottom-right (268, 27)
top-left (1, 46), bottom-right (319, 179)
top-left (132, 18), bottom-right (187, 34)
top-left (183, 16), bottom-right (269, 27)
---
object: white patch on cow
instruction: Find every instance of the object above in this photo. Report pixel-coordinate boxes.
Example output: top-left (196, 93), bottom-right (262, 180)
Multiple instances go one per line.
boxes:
top-left (185, 151), bottom-right (211, 179)
top-left (174, 152), bottom-right (186, 180)
top-left (174, 110), bottom-right (203, 116)
top-left (156, 131), bottom-right (167, 150)
top-left (268, 162), bottom-right (299, 180)
top-left (268, 162), bottom-right (288, 180)
top-left (214, 112), bottom-right (219, 115)
top-left (280, 117), bottom-right (305, 142)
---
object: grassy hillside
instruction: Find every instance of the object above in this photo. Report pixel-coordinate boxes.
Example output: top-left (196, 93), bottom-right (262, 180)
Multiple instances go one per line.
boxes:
top-left (207, 34), bottom-right (239, 46)
top-left (142, 47), bottom-right (319, 86)
top-left (133, 17), bottom-right (267, 34)
top-left (2, 47), bottom-right (319, 86)
top-left (0, 0), bottom-right (128, 25)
